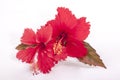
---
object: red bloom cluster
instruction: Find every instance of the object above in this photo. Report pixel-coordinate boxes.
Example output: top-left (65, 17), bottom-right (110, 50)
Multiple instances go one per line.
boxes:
top-left (16, 7), bottom-right (90, 74)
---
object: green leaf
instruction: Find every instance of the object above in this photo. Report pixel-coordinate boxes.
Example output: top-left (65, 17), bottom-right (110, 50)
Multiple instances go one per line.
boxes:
top-left (78, 42), bottom-right (106, 68)
top-left (16, 44), bottom-right (29, 50)
top-left (16, 43), bottom-right (36, 50)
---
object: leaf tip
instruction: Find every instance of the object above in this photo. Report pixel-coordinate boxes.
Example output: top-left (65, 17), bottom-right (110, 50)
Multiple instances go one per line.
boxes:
top-left (102, 64), bottom-right (107, 69)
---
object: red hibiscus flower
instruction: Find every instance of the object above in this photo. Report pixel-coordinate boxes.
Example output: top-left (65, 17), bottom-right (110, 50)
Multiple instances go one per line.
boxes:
top-left (46, 7), bottom-right (90, 60)
top-left (16, 7), bottom-right (106, 74)
top-left (16, 25), bottom-right (56, 74)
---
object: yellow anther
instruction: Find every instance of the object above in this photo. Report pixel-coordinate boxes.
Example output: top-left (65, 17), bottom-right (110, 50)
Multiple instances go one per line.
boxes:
top-left (53, 41), bottom-right (63, 55)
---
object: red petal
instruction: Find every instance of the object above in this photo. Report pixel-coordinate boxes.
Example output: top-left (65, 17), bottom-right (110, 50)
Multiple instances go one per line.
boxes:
top-left (36, 25), bottom-right (52, 43)
top-left (54, 48), bottom-right (67, 61)
top-left (66, 39), bottom-right (87, 58)
top-left (37, 51), bottom-right (55, 73)
top-left (21, 28), bottom-right (36, 45)
top-left (46, 7), bottom-right (78, 39)
top-left (71, 17), bottom-right (90, 41)
top-left (16, 47), bottom-right (36, 63)
top-left (56, 7), bottom-right (77, 29)
top-left (46, 20), bottom-right (61, 39)
top-left (45, 40), bottom-right (55, 58)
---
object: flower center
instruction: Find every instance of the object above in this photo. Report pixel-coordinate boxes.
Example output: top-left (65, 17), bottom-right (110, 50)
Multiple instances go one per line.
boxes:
top-left (53, 32), bottom-right (67, 55)
top-left (40, 42), bottom-right (46, 49)
top-left (58, 32), bottom-right (67, 40)
top-left (57, 32), bottom-right (67, 46)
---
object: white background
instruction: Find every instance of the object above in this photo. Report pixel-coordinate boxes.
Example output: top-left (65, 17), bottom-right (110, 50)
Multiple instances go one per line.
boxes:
top-left (0, 0), bottom-right (120, 80)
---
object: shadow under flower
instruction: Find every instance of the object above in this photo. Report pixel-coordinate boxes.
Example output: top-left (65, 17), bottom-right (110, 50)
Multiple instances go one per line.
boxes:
top-left (55, 57), bottom-right (94, 68)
